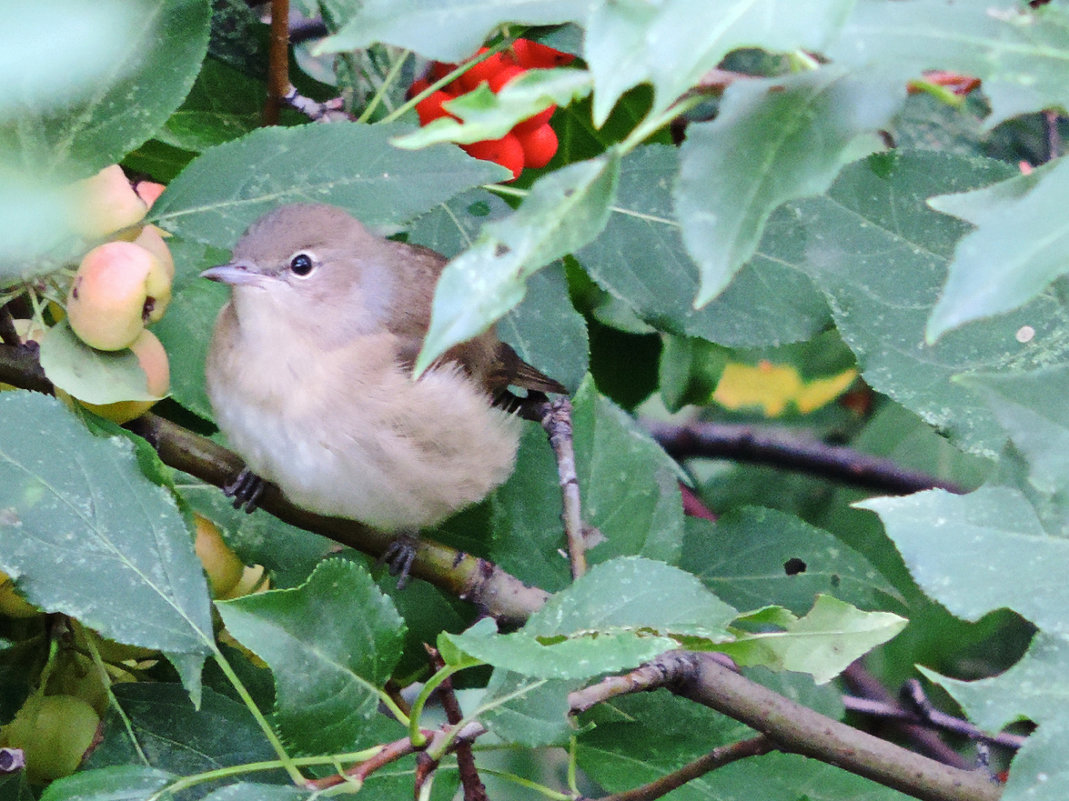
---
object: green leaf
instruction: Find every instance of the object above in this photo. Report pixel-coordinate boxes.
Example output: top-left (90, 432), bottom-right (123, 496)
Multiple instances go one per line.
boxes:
top-left (316, 0), bottom-right (591, 61)
top-left (718, 595), bottom-right (907, 684)
top-left (860, 486), bottom-right (1069, 634)
top-left (676, 68), bottom-right (901, 306)
top-left (828, 1), bottom-right (1069, 129)
top-left (416, 153), bottom-right (620, 373)
top-left (525, 556), bottom-right (736, 641)
top-left (710, 752), bottom-right (917, 801)
top-left (586, 0), bottom-right (855, 125)
top-left (86, 683), bottom-right (279, 783)
top-left (150, 122), bottom-right (506, 248)
top-left (158, 58), bottom-right (267, 152)
top-left (780, 150), bottom-right (1069, 457)
top-left (200, 786), bottom-right (312, 801)
top-left (477, 672), bottom-right (575, 746)
top-left (405, 189), bottom-right (589, 390)
top-left (40, 766), bottom-right (174, 801)
top-left (216, 559), bottom-right (405, 753)
top-left (960, 365), bottom-right (1069, 498)
top-left (491, 377), bottom-right (684, 592)
top-left (393, 69), bottom-right (592, 147)
top-left (38, 322), bottom-right (163, 405)
top-left (577, 145), bottom-right (829, 348)
top-left (926, 158), bottom-right (1069, 340)
top-left (682, 508), bottom-right (901, 616)
top-left (4, 0), bottom-right (211, 177)
top-left (441, 618), bottom-right (678, 680)
top-left (0, 392), bottom-right (213, 655)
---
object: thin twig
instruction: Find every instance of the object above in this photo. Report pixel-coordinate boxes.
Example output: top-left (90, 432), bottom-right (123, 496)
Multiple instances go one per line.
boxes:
top-left (263, 0), bottom-right (290, 125)
top-left (542, 397), bottom-right (586, 579)
top-left (428, 647), bottom-right (487, 801)
top-left (647, 421), bottom-right (966, 495)
top-left (844, 695), bottom-right (1026, 752)
top-left (585, 736), bottom-right (774, 801)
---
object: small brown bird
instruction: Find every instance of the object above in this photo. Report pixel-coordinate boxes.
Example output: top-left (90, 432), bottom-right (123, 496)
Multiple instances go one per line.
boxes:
top-left (202, 204), bottom-right (563, 577)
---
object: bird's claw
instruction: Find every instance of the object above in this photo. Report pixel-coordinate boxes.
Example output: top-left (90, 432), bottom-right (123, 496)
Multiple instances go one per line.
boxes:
top-left (223, 467), bottom-right (267, 513)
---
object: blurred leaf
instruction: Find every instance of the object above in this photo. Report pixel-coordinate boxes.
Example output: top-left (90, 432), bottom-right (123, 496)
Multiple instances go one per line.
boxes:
top-left (677, 68), bottom-right (900, 306)
top-left (38, 322), bottom-right (161, 405)
top-left (217, 559), bottom-right (405, 753)
top-left (780, 150), bottom-right (1069, 457)
top-left (200, 786), bottom-right (312, 801)
top-left (158, 58), bottom-right (267, 152)
top-left (40, 766), bottom-right (175, 801)
top-left (586, 0), bottom-right (854, 125)
top-left (926, 159), bottom-right (1069, 340)
top-left (86, 684), bottom-right (280, 787)
top-left (394, 69), bottom-right (592, 147)
top-left (317, 0), bottom-right (592, 61)
top-left (861, 487), bottom-right (1069, 635)
top-left (417, 153), bottom-right (620, 373)
top-left (576, 145), bottom-right (829, 347)
top-left (151, 122), bottom-right (507, 248)
top-left (828, 1), bottom-right (1069, 129)
top-left (683, 509), bottom-right (900, 616)
top-left (491, 377), bottom-right (684, 592)
top-left (719, 595), bottom-right (907, 684)
top-left (477, 672), bottom-right (574, 746)
top-left (3, 0), bottom-right (210, 177)
top-left (0, 392), bottom-right (212, 655)
top-left (711, 361), bottom-right (856, 417)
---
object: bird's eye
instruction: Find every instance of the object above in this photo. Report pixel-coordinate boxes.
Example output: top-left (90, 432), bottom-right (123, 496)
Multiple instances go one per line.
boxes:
top-left (289, 252), bottom-right (315, 277)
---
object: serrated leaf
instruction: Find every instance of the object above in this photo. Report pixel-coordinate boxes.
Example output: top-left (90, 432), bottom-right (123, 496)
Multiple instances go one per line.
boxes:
top-left (40, 766), bottom-right (174, 801)
top-left (828, 0), bottom-right (1069, 129)
top-left (586, 0), bottom-right (855, 125)
top-left (918, 633), bottom-right (1069, 801)
top-left (417, 153), bottom-right (620, 373)
top-left (526, 556), bottom-right (736, 640)
top-left (3, 0), bottom-right (210, 177)
top-left (576, 145), bottom-right (828, 347)
top-left (0, 392), bottom-right (213, 655)
top-left (441, 618), bottom-right (677, 680)
top-left (150, 122), bottom-right (505, 248)
top-left (478, 672), bottom-right (575, 746)
top-left (779, 150), bottom-right (1069, 457)
top-left (491, 377), bottom-right (684, 592)
top-left (216, 559), bottom-right (405, 753)
top-left (393, 69), bottom-right (592, 148)
top-left (676, 68), bottom-right (901, 306)
top-left (38, 322), bottom-right (162, 405)
top-left (860, 487), bottom-right (1069, 635)
top-left (405, 189), bottom-right (589, 390)
top-left (926, 158), bottom-right (1069, 340)
top-left (316, 0), bottom-right (591, 62)
top-left (959, 365), bottom-right (1069, 497)
top-left (86, 683), bottom-right (279, 784)
top-left (682, 508), bottom-right (900, 616)
top-left (718, 595), bottom-right (907, 684)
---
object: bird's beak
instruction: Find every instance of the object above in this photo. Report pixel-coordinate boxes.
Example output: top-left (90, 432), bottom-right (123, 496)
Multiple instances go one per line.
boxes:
top-left (200, 262), bottom-right (264, 286)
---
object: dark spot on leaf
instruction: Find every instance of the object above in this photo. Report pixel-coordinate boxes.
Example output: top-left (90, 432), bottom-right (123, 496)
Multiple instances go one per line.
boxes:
top-left (494, 243), bottom-right (511, 258)
top-left (467, 201), bottom-right (490, 217)
top-left (830, 573), bottom-right (840, 587)
top-left (784, 557), bottom-right (806, 576)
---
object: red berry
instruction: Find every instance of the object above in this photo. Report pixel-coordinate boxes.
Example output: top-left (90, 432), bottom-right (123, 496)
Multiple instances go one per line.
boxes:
top-left (513, 105), bottom-right (556, 135)
top-left (512, 39), bottom-right (575, 69)
top-left (458, 49), bottom-right (513, 93)
top-left (516, 124), bottom-right (558, 169)
top-left (428, 61), bottom-right (455, 82)
top-left (416, 90), bottom-right (456, 125)
top-left (488, 65), bottom-right (525, 94)
top-left (462, 134), bottom-right (525, 181)
top-left (407, 78), bottom-right (431, 100)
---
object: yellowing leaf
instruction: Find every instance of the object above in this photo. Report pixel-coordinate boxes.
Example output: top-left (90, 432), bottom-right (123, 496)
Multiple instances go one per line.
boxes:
top-left (712, 361), bottom-right (857, 417)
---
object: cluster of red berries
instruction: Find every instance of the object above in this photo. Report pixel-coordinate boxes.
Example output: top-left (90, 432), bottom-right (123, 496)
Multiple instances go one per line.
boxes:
top-left (410, 39), bottom-right (575, 181)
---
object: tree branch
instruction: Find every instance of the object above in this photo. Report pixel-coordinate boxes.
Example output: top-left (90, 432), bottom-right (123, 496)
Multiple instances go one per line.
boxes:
top-left (262, 0), bottom-right (290, 125)
top-left (646, 421), bottom-right (966, 495)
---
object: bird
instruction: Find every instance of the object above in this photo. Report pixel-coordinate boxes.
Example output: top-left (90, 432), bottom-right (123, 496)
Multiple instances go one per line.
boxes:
top-left (202, 203), bottom-right (565, 582)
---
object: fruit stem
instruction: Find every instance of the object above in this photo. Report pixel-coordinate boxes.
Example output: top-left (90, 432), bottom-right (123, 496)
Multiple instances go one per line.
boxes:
top-left (356, 49), bottom-right (413, 124)
top-left (406, 661), bottom-right (472, 747)
top-left (210, 646), bottom-right (306, 785)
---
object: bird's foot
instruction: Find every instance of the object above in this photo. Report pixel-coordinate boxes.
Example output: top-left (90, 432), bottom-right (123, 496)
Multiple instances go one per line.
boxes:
top-left (379, 533), bottom-right (420, 590)
top-left (223, 467), bottom-right (267, 513)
